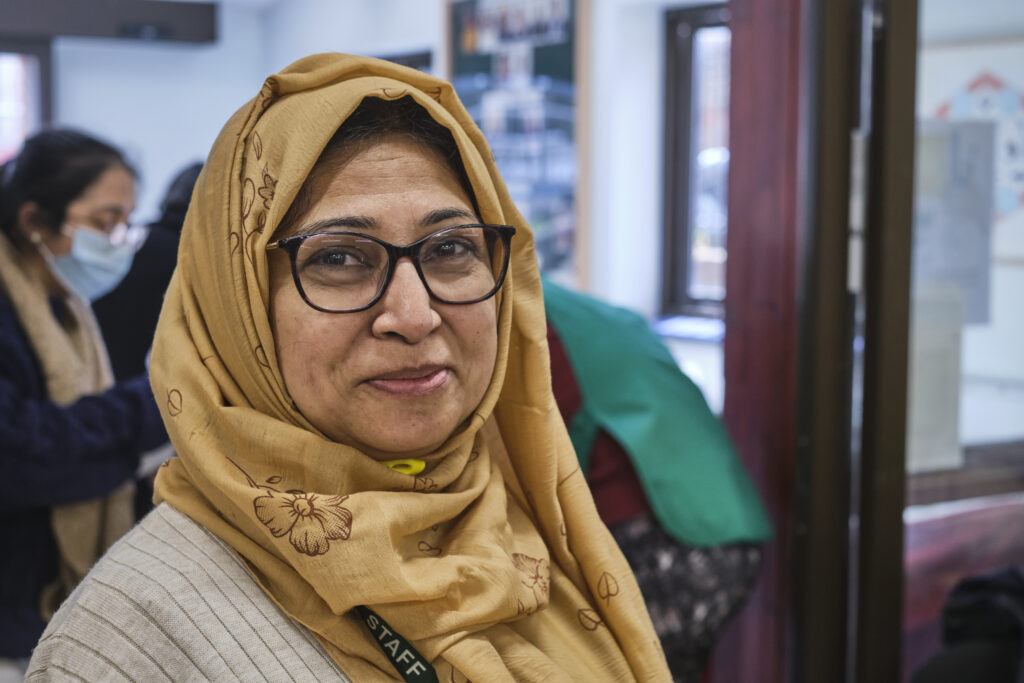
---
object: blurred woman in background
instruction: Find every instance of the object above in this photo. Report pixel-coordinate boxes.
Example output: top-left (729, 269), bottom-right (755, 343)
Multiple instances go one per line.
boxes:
top-left (0, 129), bottom-right (166, 680)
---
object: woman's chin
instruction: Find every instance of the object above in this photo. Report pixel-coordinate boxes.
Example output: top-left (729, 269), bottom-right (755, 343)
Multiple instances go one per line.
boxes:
top-left (344, 427), bottom-right (453, 462)
top-left (317, 403), bottom-right (477, 462)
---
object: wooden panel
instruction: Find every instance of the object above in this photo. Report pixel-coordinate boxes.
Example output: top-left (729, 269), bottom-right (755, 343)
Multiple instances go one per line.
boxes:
top-left (901, 494), bottom-right (1024, 681)
top-left (710, 0), bottom-right (805, 680)
top-left (909, 441), bottom-right (1024, 506)
top-left (791, 0), bottom-right (860, 679)
top-left (0, 0), bottom-right (216, 43)
top-left (856, 0), bottom-right (919, 679)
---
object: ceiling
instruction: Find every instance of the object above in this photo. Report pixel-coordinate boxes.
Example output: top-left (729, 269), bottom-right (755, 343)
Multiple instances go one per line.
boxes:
top-left (170, 0), bottom-right (279, 7)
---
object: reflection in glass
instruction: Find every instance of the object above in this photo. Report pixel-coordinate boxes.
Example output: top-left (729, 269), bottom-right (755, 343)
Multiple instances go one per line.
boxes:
top-left (688, 26), bottom-right (730, 302)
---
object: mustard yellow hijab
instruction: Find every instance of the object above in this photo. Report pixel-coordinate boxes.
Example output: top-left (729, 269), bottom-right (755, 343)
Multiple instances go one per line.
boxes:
top-left (151, 53), bottom-right (669, 682)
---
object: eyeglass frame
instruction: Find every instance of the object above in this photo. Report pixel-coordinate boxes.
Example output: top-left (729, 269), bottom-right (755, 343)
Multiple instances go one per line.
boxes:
top-left (61, 221), bottom-right (149, 251)
top-left (266, 223), bottom-right (516, 314)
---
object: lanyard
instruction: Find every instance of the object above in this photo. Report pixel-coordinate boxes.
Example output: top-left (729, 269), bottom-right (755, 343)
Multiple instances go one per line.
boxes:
top-left (355, 605), bottom-right (439, 683)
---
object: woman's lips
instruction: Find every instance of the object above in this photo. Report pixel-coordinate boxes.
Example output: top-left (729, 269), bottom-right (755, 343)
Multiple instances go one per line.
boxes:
top-left (367, 367), bottom-right (449, 396)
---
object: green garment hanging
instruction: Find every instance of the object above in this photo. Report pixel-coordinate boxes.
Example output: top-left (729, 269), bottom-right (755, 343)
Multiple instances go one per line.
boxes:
top-left (543, 279), bottom-right (771, 546)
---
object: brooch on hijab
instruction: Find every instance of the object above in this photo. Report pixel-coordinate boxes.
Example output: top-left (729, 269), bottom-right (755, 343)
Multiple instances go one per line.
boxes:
top-left (382, 459), bottom-right (427, 475)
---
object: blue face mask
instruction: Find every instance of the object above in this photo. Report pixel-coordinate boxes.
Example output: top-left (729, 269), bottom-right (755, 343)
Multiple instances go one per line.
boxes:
top-left (48, 225), bottom-right (142, 301)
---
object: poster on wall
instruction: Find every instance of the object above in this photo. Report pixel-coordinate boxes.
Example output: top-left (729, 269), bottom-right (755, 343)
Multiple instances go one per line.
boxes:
top-left (935, 72), bottom-right (1024, 220)
top-left (449, 0), bottom-right (577, 283)
top-left (913, 119), bottom-right (994, 325)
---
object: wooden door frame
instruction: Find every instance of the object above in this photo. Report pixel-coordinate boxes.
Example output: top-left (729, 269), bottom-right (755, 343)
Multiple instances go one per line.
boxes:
top-left (710, 0), bottom-right (807, 679)
top-left (855, 0), bottom-right (918, 679)
top-left (709, 0), bottom-right (917, 680)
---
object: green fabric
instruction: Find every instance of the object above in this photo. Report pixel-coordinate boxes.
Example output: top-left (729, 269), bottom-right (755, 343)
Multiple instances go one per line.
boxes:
top-left (543, 280), bottom-right (771, 546)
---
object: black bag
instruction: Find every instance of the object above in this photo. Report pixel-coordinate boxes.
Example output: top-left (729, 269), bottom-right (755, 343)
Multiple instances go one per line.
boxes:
top-left (915, 566), bottom-right (1024, 683)
top-left (943, 566), bottom-right (1024, 650)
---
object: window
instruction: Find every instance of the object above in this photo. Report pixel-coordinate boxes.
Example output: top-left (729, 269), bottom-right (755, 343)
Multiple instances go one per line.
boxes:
top-left (0, 38), bottom-right (51, 163)
top-left (662, 5), bottom-right (730, 317)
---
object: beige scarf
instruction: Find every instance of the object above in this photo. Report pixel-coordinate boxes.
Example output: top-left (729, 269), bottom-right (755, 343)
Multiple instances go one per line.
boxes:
top-left (151, 53), bottom-right (670, 681)
top-left (0, 234), bottom-right (135, 620)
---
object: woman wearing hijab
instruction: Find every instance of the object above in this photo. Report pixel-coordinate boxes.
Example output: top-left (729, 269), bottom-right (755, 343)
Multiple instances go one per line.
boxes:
top-left (27, 55), bottom-right (671, 682)
top-left (0, 130), bottom-right (167, 680)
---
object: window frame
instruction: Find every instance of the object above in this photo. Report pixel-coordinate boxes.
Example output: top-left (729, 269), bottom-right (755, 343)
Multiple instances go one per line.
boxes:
top-left (661, 4), bottom-right (730, 318)
top-left (0, 36), bottom-right (53, 151)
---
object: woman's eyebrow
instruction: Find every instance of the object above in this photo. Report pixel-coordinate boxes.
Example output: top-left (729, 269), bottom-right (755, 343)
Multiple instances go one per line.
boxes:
top-left (420, 207), bottom-right (477, 226)
top-left (292, 208), bottom-right (476, 237)
top-left (294, 215), bottom-right (377, 235)
top-left (90, 205), bottom-right (133, 219)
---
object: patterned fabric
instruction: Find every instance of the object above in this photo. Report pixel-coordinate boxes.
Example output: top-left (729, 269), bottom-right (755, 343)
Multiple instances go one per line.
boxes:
top-left (609, 514), bottom-right (763, 683)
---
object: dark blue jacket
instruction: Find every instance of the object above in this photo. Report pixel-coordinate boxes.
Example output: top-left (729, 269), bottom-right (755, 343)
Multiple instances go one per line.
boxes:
top-left (0, 288), bottom-right (167, 657)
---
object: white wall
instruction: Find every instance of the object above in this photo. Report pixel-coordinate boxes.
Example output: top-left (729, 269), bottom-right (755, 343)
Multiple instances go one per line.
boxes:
top-left (586, 1), bottom-right (663, 316)
top-left (53, 5), bottom-right (266, 223)
top-left (262, 0), bottom-right (445, 77)
top-left (50, 1), bottom-right (446, 224)
top-left (48, 1), bottom-right (446, 223)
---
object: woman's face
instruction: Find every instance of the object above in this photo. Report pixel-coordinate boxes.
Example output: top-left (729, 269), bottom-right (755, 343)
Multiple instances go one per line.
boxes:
top-left (268, 135), bottom-right (499, 460)
top-left (25, 164), bottom-right (136, 257)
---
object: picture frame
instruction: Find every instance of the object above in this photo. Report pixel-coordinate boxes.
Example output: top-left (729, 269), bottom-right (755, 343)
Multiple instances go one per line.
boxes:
top-left (448, 0), bottom-right (585, 285)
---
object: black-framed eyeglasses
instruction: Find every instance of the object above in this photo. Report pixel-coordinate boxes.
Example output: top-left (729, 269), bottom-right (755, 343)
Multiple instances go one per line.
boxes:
top-left (267, 223), bottom-right (516, 313)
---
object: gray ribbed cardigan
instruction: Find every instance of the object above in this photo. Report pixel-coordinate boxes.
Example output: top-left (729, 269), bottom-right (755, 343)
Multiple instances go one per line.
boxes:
top-left (25, 504), bottom-right (352, 681)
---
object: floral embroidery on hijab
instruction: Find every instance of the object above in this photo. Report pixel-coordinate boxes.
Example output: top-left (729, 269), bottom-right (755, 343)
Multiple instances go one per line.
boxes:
top-left (257, 169), bottom-right (276, 210)
top-left (242, 177), bottom-right (256, 219)
top-left (577, 608), bottom-right (605, 631)
top-left (413, 476), bottom-right (437, 492)
top-left (254, 490), bottom-right (352, 556)
top-left (512, 552), bottom-right (550, 606)
top-left (230, 459), bottom-right (353, 556)
top-left (252, 131), bottom-right (264, 160)
top-left (596, 571), bottom-right (620, 606)
top-left (417, 540), bottom-right (443, 557)
top-left (166, 389), bottom-right (183, 417)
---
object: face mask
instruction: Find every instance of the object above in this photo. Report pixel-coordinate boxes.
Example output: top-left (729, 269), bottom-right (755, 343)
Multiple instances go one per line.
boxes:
top-left (47, 225), bottom-right (143, 301)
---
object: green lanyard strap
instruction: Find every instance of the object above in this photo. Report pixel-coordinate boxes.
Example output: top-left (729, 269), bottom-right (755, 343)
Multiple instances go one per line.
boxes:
top-left (355, 606), bottom-right (439, 683)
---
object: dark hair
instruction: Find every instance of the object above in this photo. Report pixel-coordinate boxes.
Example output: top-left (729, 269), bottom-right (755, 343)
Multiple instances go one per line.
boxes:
top-left (278, 96), bottom-right (478, 235)
top-left (152, 161), bottom-right (203, 233)
top-left (0, 129), bottom-right (136, 251)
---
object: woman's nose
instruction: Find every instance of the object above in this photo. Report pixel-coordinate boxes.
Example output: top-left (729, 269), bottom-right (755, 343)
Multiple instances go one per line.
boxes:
top-left (370, 259), bottom-right (441, 343)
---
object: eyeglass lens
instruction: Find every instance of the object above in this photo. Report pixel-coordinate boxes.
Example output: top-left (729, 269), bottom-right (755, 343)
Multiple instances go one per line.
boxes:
top-left (293, 226), bottom-right (507, 312)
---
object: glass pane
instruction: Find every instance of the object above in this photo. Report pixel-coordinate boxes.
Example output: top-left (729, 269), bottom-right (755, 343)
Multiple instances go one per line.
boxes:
top-left (688, 25), bottom-right (730, 302)
top-left (0, 52), bottom-right (41, 163)
top-left (907, 36), bottom-right (1024, 467)
top-left (902, 4), bottom-right (1024, 680)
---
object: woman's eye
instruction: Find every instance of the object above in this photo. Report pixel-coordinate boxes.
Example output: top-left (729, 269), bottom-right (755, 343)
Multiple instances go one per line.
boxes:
top-left (317, 249), bottom-right (357, 266)
top-left (423, 238), bottom-right (478, 262)
top-left (304, 247), bottom-right (373, 271)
